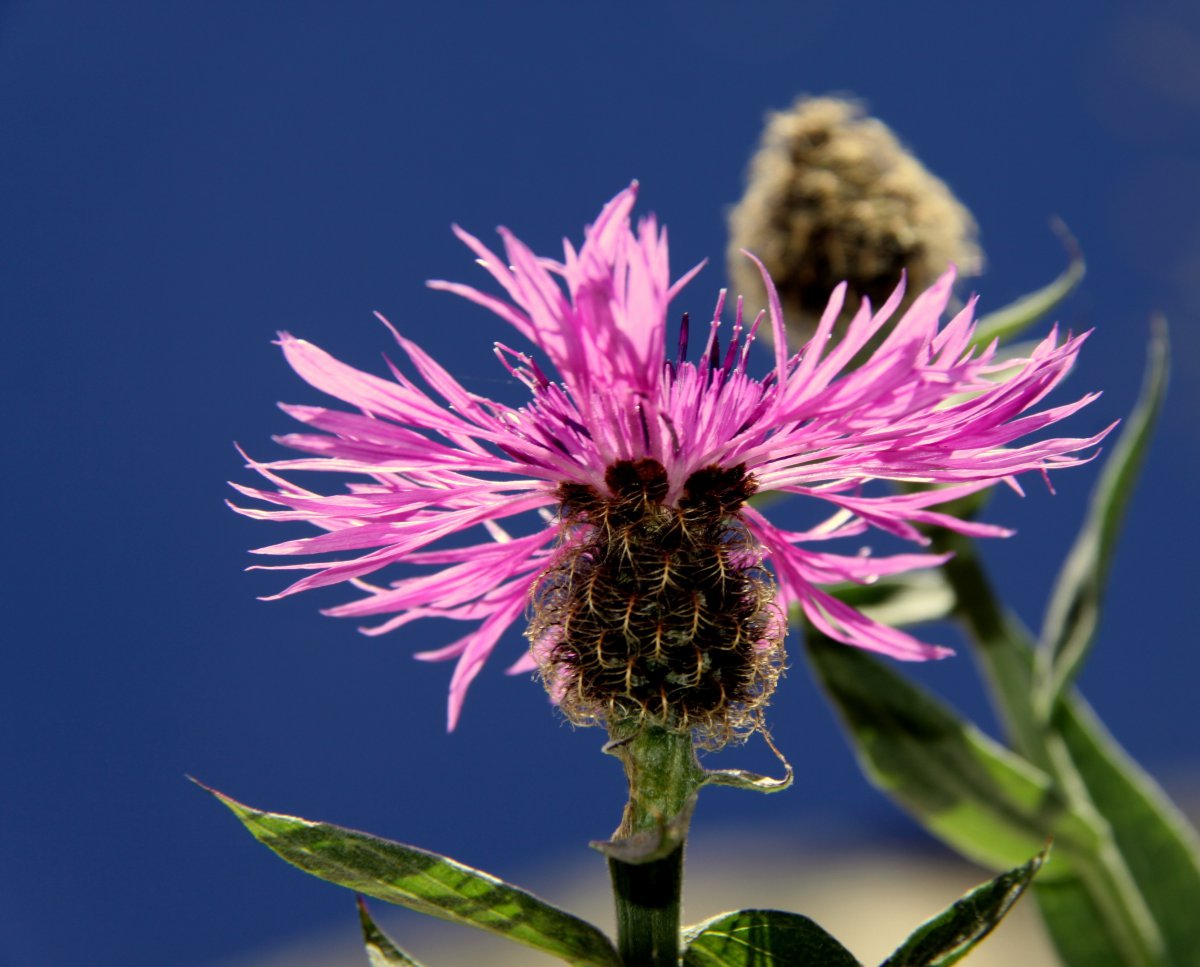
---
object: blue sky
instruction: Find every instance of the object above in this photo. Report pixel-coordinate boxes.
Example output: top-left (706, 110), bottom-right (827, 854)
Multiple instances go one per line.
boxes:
top-left (2, 3), bottom-right (1197, 965)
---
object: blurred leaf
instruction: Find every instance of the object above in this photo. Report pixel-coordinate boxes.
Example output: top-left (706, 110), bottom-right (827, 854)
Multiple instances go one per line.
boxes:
top-left (970, 236), bottom-right (1084, 349)
top-left (1036, 320), bottom-right (1169, 713)
top-left (882, 848), bottom-right (1045, 966)
top-left (681, 909), bottom-right (860, 966)
top-left (204, 785), bottom-right (621, 967)
top-left (932, 538), bottom-right (1200, 965)
top-left (823, 570), bottom-right (956, 628)
top-left (358, 897), bottom-right (425, 966)
top-left (1033, 876), bottom-right (1129, 967)
top-left (1051, 698), bottom-right (1200, 966)
top-left (805, 634), bottom-right (1091, 875)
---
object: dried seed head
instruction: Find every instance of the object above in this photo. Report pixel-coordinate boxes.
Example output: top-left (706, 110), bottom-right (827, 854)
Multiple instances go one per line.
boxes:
top-left (728, 95), bottom-right (983, 346)
top-left (530, 460), bottom-right (783, 748)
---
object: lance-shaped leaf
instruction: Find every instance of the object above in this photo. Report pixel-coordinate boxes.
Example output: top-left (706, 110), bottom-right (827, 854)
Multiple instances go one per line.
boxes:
top-left (805, 634), bottom-right (1092, 875)
top-left (882, 848), bottom-right (1045, 966)
top-left (204, 785), bottom-right (622, 967)
top-left (1050, 698), bottom-right (1200, 966)
top-left (932, 539), bottom-right (1200, 965)
top-left (1035, 876), bottom-right (1140, 967)
top-left (358, 897), bottom-right (425, 966)
top-left (1035, 320), bottom-right (1169, 715)
top-left (681, 910), bottom-right (861, 967)
top-left (970, 235), bottom-right (1084, 349)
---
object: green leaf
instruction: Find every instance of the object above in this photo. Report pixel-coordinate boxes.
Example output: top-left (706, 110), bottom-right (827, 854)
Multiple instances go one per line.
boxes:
top-left (1053, 697), bottom-right (1200, 966)
top-left (970, 236), bottom-right (1084, 349)
top-left (823, 570), bottom-right (956, 629)
top-left (1036, 320), bottom-right (1169, 713)
top-left (358, 897), bottom-right (425, 966)
top-left (682, 910), bottom-right (861, 966)
top-left (933, 541), bottom-right (1200, 965)
top-left (203, 785), bottom-right (622, 967)
top-left (1034, 876), bottom-right (1135, 967)
top-left (805, 634), bottom-right (1090, 875)
top-left (882, 848), bottom-right (1045, 966)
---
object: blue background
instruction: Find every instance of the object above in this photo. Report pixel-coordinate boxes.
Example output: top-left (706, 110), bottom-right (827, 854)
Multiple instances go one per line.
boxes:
top-left (2, 2), bottom-right (1197, 965)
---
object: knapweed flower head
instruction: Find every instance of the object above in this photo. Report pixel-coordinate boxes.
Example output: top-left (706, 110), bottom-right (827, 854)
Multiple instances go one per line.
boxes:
top-left (233, 184), bottom-right (1103, 746)
top-left (728, 95), bottom-right (983, 346)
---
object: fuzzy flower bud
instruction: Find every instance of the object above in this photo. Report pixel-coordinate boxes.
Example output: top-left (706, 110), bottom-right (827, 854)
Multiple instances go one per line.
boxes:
top-left (727, 95), bottom-right (983, 345)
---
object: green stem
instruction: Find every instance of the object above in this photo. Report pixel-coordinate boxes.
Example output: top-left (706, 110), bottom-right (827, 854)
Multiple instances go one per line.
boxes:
top-left (933, 527), bottom-right (1048, 767)
top-left (605, 723), bottom-right (704, 967)
top-left (609, 852), bottom-right (684, 967)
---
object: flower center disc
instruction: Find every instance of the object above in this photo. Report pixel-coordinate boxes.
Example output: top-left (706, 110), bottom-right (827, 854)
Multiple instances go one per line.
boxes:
top-left (530, 459), bottom-right (783, 747)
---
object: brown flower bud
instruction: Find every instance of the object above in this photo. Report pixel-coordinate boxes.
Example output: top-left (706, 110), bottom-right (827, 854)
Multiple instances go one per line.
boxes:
top-left (728, 95), bottom-right (983, 346)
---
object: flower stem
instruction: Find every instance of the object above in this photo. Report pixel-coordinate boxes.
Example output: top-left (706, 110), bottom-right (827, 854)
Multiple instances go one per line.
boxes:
top-left (604, 723), bottom-right (705, 966)
top-left (609, 850), bottom-right (684, 967)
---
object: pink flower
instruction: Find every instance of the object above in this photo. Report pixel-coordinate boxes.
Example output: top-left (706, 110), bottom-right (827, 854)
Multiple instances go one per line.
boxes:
top-left (233, 184), bottom-right (1105, 731)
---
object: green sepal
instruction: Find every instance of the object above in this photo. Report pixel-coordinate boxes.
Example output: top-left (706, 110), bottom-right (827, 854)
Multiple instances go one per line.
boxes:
top-left (805, 634), bottom-right (1090, 875)
top-left (201, 784), bottom-right (622, 967)
top-left (881, 847), bottom-right (1046, 966)
top-left (1035, 320), bottom-right (1169, 715)
top-left (970, 235), bottom-right (1084, 349)
top-left (357, 897), bottom-right (425, 966)
top-left (681, 909), bottom-right (861, 966)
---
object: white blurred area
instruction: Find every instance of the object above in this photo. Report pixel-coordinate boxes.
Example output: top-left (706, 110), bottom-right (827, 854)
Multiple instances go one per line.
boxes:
top-left (210, 831), bottom-right (1060, 967)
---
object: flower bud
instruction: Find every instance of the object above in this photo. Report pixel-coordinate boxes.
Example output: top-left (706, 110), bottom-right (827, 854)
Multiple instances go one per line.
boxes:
top-left (728, 95), bottom-right (983, 346)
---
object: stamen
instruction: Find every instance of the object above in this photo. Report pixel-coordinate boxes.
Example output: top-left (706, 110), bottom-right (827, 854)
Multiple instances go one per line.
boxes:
top-left (637, 403), bottom-right (651, 451)
top-left (703, 317), bottom-right (721, 374)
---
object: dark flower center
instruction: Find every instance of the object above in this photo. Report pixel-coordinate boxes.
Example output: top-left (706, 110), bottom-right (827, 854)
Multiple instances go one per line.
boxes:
top-left (530, 459), bottom-right (783, 747)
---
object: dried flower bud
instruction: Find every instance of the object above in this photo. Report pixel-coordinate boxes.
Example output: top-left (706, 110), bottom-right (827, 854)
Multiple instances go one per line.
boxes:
top-left (728, 95), bottom-right (983, 345)
top-left (529, 459), bottom-right (784, 748)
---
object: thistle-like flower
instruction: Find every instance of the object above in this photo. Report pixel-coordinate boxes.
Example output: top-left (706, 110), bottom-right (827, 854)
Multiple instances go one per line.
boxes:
top-left (233, 185), bottom-right (1103, 744)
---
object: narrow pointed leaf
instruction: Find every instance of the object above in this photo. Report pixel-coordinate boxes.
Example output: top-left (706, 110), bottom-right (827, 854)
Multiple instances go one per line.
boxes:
top-left (682, 909), bottom-right (860, 966)
top-left (1035, 876), bottom-right (1140, 967)
top-left (933, 540), bottom-right (1200, 965)
top-left (205, 786), bottom-right (621, 967)
top-left (805, 634), bottom-right (1090, 875)
top-left (358, 897), bottom-right (425, 966)
top-left (970, 239), bottom-right (1084, 349)
top-left (1052, 697), bottom-right (1200, 965)
top-left (882, 848), bottom-right (1045, 966)
top-left (1036, 320), bottom-right (1169, 713)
